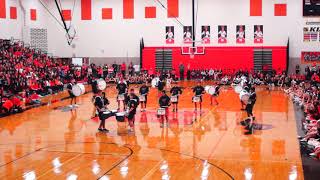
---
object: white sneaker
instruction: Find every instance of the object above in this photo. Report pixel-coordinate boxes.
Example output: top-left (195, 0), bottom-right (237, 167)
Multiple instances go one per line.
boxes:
top-left (309, 153), bottom-right (316, 157)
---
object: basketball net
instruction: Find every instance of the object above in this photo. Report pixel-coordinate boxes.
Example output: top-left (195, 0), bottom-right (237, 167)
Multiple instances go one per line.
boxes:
top-left (190, 52), bottom-right (195, 59)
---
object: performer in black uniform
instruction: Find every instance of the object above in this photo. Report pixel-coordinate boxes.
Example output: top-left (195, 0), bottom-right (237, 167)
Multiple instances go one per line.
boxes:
top-left (159, 90), bottom-right (171, 127)
top-left (244, 87), bottom-right (257, 134)
top-left (91, 79), bottom-right (99, 118)
top-left (94, 91), bottom-right (110, 132)
top-left (192, 82), bottom-right (205, 112)
top-left (67, 79), bottom-right (77, 106)
top-left (127, 90), bottom-right (139, 132)
top-left (157, 79), bottom-right (165, 96)
top-left (116, 79), bottom-right (128, 111)
top-left (210, 84), bottom-right (221, 105)
top-left (170, 85), bottom-right (182, 112)
top-left (139, 83), bottom-right (149, 112)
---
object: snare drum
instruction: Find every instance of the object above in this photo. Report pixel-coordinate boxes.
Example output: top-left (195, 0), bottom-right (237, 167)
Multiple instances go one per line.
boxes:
top-left (205, 86), bottom-right (211, 93)
top-left (100, 110), bottom-right (112, 120)
top-left (72, 83), bottom-right (85, 96)
top-left (170, 95), bottom-right (178, 103)
top-left (193, 96), bottom-right (201, 103)
top-left (157, 108), bottom-right (166, 115)
top-left (234, 85), bottom-right (242, 94)
top-left (240, 94), bottom-right (250, 104)
top-left (118, 94), bottom-right (125, 101)
top-left (208, 86), bottom-right (216, 95)
top-left (115, 112), bottom-right (126, 122)
top-left (97, 79), bottom-right (107, 90)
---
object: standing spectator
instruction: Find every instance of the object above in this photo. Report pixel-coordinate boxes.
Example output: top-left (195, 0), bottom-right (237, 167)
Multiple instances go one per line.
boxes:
top-left (179, 63), bottom-right (185, 80)
top-left (121, 62), bottom-right (126, 77)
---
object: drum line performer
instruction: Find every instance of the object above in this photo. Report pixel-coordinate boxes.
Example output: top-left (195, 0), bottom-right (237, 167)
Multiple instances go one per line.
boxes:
top-left (210, 83), bottom-right (221, 105)
top-left (116, 78), bottom-right (128, 111)
top-left (139, 82), bottom-right (149, 112)
top-left (67, 79), bottom-right (77, 106)
top-left (159, 90), bottom-right (171, 127)
top-left (170, 85), bottom-right (182, 112)
top-left (244, 87), bottom-right (257, 134)
top-left (193, 81), bottom-right (205, 112)
top-left (94, 90), bottom-right (110, 132)
top-left (126, 89), bottom-right (139, 132)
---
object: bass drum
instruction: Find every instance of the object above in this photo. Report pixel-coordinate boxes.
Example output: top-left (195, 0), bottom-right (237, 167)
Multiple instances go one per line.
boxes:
top-left (240, 93), bottom-right (250, 104)
top-left (72, 83), bottom-right (85, 96)
top-left (205, 86), bottom-right (211, 93)
top-left (97, 79), bottom-right (107, 90)
top-left (208, 86), bottom-right (216, 95)
top-left (151, 77), bottom-right (160, 88)
top-left (234, 85), bottom-right (243, 94)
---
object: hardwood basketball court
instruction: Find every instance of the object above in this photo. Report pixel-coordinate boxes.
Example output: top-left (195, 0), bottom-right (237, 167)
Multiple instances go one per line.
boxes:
top-left (0, 82), bottom-right (303, 179)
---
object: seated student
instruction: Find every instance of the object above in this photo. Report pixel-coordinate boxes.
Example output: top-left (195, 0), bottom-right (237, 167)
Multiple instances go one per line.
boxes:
top-left (11, 95), bottom-right (23, 113)
top-left (300, 121), bottom-right (320, 142)
top-left (26, 91), bottom-right (41, 105)
top-left (2, 98), bottom-right (13, 114)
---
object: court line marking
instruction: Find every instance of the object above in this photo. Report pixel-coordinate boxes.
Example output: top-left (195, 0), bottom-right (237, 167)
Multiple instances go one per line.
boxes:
top-left (37, 153), bottom-right (82, 179)
top-left (140, 160), bottom-right (163, 180)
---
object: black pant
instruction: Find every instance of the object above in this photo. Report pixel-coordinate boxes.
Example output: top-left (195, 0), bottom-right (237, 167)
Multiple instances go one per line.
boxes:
top-left (180, 71), bottom-right (184, 80)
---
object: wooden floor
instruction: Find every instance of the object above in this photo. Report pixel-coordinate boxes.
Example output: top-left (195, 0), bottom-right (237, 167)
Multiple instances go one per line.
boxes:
top-left (0, 82), bottom-right (304, 180)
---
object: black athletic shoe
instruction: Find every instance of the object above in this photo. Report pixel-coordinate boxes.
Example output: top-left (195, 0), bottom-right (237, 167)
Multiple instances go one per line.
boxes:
top-left (102, 129), bottom-right (109, 132)
top-left (98, 128), bottom-right (104, 132)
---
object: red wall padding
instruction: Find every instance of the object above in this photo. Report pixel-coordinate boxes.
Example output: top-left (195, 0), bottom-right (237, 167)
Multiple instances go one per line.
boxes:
top-left (145, 6), bottom-right (156, 18)
top-left (274, 4), bottom-right (287, 16)
top-left (142, 46), bottom-right (287, 73)
top-left (62, 10), bottom-right (71, 21)
top-left (10, 7), bottom-right (17, 19)
top-left (30, 9), bottom-right (36, 21)
top-left (81, 0), bottom-right (91, 20)
top-left (250, 0), bottom-right (262, 16)
top-left (0, 0), bottom-right (6, 18)
top-left (123, 0), bottom-right (134, 19)
top-left (167, 0), bottom-right (179, 18)
top-left (102, 8), bottom-right (113, 19)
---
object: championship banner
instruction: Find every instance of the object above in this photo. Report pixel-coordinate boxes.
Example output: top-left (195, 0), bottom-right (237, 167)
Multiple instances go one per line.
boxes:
top-left (236, 25), bottom-right (245, 44)
top-left (218, 25), bottom-right (227, 43)
top-left (303, 26), bottom-right (319, 42)
top-left (301, 52), bottom-right (320, 63)
top-left (254, 25), bottom-right (263, 43)
top-left (201, 25), bottom-right (210, 44)
top-left (183, 26), bottom-right (193, 44)
top-left (166, 26), bottom-right (174, 44)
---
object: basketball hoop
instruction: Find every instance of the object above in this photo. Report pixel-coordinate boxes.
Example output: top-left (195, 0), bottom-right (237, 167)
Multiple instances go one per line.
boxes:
top-left (181, 40), bottom-right (205, 59)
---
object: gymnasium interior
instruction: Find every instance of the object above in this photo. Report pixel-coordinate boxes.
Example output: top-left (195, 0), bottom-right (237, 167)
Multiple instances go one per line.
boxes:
top-left (1, 0), bottom-right (320, 179)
